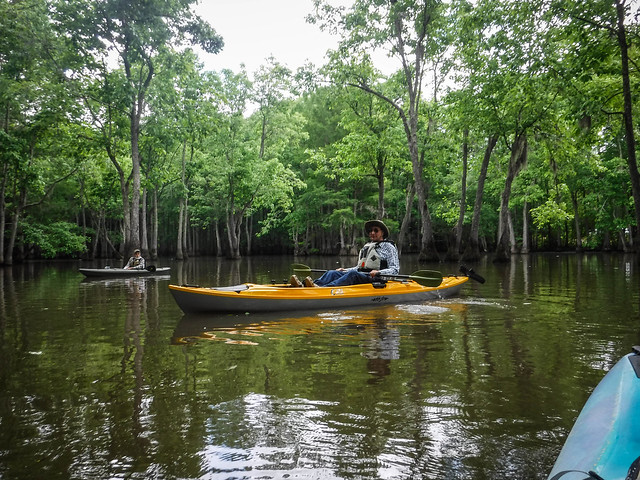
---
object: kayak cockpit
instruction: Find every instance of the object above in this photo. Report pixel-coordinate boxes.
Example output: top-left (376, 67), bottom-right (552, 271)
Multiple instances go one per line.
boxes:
top-left (199, 281), bottom-right (393, 292)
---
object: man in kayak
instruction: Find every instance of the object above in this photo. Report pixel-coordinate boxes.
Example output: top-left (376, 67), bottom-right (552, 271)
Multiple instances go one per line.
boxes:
top-left (124, 249), bottom-right (146, 270)
top-left (292, 220), bottom-right (399, 287)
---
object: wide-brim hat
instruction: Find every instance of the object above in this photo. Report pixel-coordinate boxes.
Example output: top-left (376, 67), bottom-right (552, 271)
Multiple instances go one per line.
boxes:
top-left (365, 220), bottom-right (389, 239)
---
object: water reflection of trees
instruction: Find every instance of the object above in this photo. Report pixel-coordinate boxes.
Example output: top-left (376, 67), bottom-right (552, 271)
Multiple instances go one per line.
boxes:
top-left (0, 270), bottom-right (177, 477)
top-left (2, 256), bottom-right (640, 478)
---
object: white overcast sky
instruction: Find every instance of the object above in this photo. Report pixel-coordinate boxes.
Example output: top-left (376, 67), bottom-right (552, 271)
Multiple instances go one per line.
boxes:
top-left (194, 0), bottom-right (358, 74)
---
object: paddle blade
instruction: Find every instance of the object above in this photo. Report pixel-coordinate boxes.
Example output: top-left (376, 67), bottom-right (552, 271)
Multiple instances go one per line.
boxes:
top-left (410, 270), bottom-right (443, 287)
top-left (292, 263), bottom-right (327, 274)
top-left (292, 263), bottom-right (311, 274)
top-left (459, 265), bottom-right (486, 284)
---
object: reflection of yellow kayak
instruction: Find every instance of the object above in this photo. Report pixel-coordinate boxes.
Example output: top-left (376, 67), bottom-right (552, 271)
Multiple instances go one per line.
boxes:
top-left (171, 302), bottom-right (470, 345)
top-left (169, 275), bottom-right (469, 314)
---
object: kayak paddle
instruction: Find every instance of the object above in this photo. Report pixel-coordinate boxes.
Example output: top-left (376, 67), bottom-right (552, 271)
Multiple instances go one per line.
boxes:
top-left (459, 265), bottom-right (485, 284)
top-left (379, 271), bottom-right (443, 287)
top-left (292, 263), bottom-right (327, 274)
top-left (292, 263), bottom-right (443, 287)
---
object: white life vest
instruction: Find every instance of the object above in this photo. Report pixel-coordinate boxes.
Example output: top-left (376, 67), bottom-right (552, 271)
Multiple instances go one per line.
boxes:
top-left (357, 241), bottom-right (393, 271)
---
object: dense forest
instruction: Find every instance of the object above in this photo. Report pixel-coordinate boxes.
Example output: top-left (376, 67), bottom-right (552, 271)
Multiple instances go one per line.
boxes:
top-left (1, 0), bottom-right (638, 265)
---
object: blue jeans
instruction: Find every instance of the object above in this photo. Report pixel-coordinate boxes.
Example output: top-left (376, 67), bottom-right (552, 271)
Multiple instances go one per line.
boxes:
top-left (314, 269), bottom-right (374, 287)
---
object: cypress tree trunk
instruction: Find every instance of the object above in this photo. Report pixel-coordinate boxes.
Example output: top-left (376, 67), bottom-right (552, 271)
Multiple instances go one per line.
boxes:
top-left (398, 182), bottom-right (415, 255)
top-left (448, 129), bottom-right (469, 261)
top-left (141, 186), bottom-right (148, 256)
top-left (615, 1), bottom-right (640, 250)
top-left (227, 210), bottom-right (242, 259)
top-left (463, 135), bottom-right (497, 261)
top-left (508, 210), bottom-right (518, 254)
top-left (151, 189), bottom-right (158, 260)
top-left (494, 133), bottom-right (527, 262)
top-left (176, 202), bottom-right (184, 260)
top-left (571, 192), bottom-right (582, 252)
top-left (522, 201), bottom-right (530, 254)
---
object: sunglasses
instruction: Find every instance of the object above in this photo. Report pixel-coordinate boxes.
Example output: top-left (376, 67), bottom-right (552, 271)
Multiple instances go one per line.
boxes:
top-left (369, 228), bottom-right (381, 233)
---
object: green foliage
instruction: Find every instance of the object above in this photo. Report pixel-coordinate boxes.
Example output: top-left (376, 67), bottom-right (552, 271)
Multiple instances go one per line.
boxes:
top-left (22, 221), bottom-right (88, 258)
top-left (1, 0), bottom-right (639, 259)
top-left (530, 199), bottom-right (572, 230)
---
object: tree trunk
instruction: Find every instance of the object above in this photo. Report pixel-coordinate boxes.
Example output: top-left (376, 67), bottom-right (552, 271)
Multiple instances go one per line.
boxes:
top-left (5, 187), bottom-right (27, 265)
top-left (377, 152), bottom-right (385, 219)
top-left (103, 219), bottom-right (120, 259)
top-left (0, 162), bottom-right (7, 264)
top-left (129, 103), bottom-right (141, 251)
top-left (176, 141), bottom-right (187, 260)
top-left (522, 200), bottom-right (530, 254)
top-left (245, 216), bottom-right (253, 255)
top-left (353, 5), bottom-right (438, 261)
top-left (508, 209), bottom-right (518, 254)
top-left (414, 145), bottom-right (438, 262)
top-left (494, 132), bottom-right (528, 262)
top-left (449, 128), bottom-right (469, 260)
top-left (259, 111), bottom-right (267, 159)
top-left (151, 189), bottom-right (158, 260)
top-left (616, 1), bottom-right (640, 250)
top-left (80, 202), bottom-right (87, 258)
top-left (214, 219), bottom-right (223, 257)
top-left (301, 223), bottom-right (309, 256)
top-left (90, 214), bottom-right (100, 259)
top-left (182, 198), bottom-right (189, 259)
top-left (98, 116), bottom-right (130, 255)
top-left (292, 225), bottom-right (300, 256)
top-left (397, 182), bottom-right (415, 255)
top-left (463, 135), bottom-right (497, 261)
top-left (141, 186), bottom-right (148, 256)
top-left (122, 47), bottom-right (152, 255)
top-left (176, 202), bottom-right (184, 260)
top-left (339, 220), bottom-right (348, 255)
top-left (227, 211), bottom-right (242, 259)
top-left (571, 191), bottom-right (582, 252)
top-left (5, 140), bottom-right (35, 264)
top-left (602, 230), bottom-right (611, 251)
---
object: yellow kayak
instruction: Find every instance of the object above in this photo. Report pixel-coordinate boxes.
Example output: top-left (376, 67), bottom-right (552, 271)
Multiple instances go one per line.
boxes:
top-left (169, 275), bottom-right (470, 314)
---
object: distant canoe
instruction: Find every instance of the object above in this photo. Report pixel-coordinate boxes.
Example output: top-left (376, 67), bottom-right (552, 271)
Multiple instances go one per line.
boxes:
top-left (79, 267), bottom-right (171, 278)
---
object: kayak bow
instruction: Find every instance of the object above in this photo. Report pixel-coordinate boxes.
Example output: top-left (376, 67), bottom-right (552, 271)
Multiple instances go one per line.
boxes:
top-left (547, 346), bottom-right (640, 480)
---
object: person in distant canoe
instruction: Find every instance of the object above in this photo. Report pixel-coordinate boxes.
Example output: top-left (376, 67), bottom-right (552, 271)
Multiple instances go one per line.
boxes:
top-left (291, 220), bottom-right (399, 287)
top-left (124, 249), bottom-right (146, 270)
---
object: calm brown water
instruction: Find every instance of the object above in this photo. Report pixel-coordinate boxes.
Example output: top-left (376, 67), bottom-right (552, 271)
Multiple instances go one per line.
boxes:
top-left (1, 254), bottom-right (639, 480)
